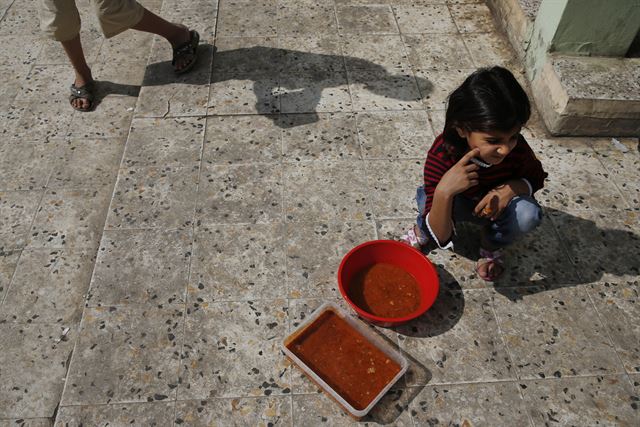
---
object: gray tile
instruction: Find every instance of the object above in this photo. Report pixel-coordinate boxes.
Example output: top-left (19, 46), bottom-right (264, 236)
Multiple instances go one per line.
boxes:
top-left (87, 229), bottom-right (192, 306)
top-left (410, 382), bottom-right (530, 426)
top-left (521, 376), bottom-right (639, 427)
top-left (208, 73), bottom-right (280, 115)
top-left (398, 288), bottom-right (514, 385)
top-left (0, 65), bottom-right (27, 109)
top-left (365, 159), bottom-right (423, 218)
top-left (123, 117), bottom-right (205, 168)
top-left (11, 102), bottom-right (74, 141)
top-left (0, 249), bottom-right (20, 304)
top-left (283, 161), bottom-right (373, 222)
top-left (13, 65), bottom-right (75, 107)
top-left (348, 69), bottom-right (423, 111)
top-left (0, 190), bottom-right (43, 251)
top-left (278, 35), bottom-right (344, 73)
top-left (336, 5), bottom-right (399, 35)
top-left (449, 2), bottom-right (495, 33)
top-left (1, 248), bottom-right (94, 323)
top-left (413, 68), bottom-right (483, 110)
top-left (463, 31), bottom-right (519, 68)
top-left (393, 4), bottom-right (457, 34)
top-left (1, 419), bottom-right (52, 427)
top-left (67, 95), bottom-right (137, 139)
top-left (0, 1), bottom-right (40, 36)
top-left (213, 37), bottom-right (282, 74)
top-left (62, 306), bottom-right (184, 405)
top-left (0, 139), bottom-right (63, 191)
top-left (106, 166), bottom-right (199, 230)
top-left (217, 0), bottom-right (277, 37)
top-left (188, 223), bottom-right (286, 302)
top-left (342, 35), bottom-right (411, 73)
top-left (281, 113), bottom-right (360, 160)
top-left (491, 286), bottom-right (622, 379)
top-left (276, 1), bottom-right (338, 36)
top-left (279, 71), bottom-right (352, 113)
top-left (356, 110), bottom-right (433, 159)
top-left (0, 322), bottom-right (75, 418)
top-left (96, 32), bottom-right (154, 65)
top-left (403, 34), bottom-right (474, 70)
top-left (37, 29), bottom-right (103, 66)
top-left (54, 402), bottom-right (175, 427)
top-left (203, 114), bottom-right (282, 165)
top-left (0, 35), bottom-right (41, 68)
top-left (179, 300), bottom-right (290, 399)
top-left (428, 108), bottom-right (446, 135)
top-left (596, 149), bottom-right (640, 209)
top-left (28, 188), bottom-right (111, 250)
top-left (174, 397), bottom-right (292, 426)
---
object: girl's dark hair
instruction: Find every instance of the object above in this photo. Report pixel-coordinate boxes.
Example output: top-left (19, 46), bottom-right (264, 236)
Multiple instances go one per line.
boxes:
top-left (442, 66), bottom-right (531, 159)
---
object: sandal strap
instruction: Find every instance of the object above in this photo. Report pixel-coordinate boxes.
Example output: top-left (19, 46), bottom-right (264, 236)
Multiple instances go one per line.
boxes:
top-left (70, 82), bottom-right (94, 100)
top-left (478, 248), bottom-right (504, 264)
top-left (172, 30), bottom-right (199, 64)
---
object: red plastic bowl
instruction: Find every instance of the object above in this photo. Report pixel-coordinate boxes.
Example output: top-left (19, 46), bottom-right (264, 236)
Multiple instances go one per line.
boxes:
top-left (338, 240), bottom-right (439, 327)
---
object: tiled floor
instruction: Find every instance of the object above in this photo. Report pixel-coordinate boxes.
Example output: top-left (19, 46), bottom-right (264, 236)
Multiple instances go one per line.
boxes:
top-left (0, 0), bottom-right (638, 425)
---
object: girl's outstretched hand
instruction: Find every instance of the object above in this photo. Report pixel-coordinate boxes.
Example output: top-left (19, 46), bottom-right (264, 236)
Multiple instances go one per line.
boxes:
top-left (474, 184), bottom-right (517, 221)
top-left (436, 148), bottom-right (481, 197)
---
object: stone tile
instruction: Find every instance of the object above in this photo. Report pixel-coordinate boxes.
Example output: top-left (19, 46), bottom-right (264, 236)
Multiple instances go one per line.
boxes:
top-left (278, 35), bottom-right (344, 73)
top-left (174, 397), bottom-right (292, 426)
top-left (36, 28), bottom-right (103, 66)
top-left (0, 249), bottom-right (20, 304)
top-left (356, 110), bottom-right (433, 159)
top-left (168, 8), bottom-right (218, 43)
top-left (521, 376), bottom-right (639, 426)
top-left (0, 139), bottom-right (63, 191)
top-left (188, 223), bottom-right (286, 302)
top-left (179, 300), bottom-right (290, 399)
top-left (397, 288), bottom-right (514, 385)
top-left (0, 106), bottom-right (25, 140)
top-left (588, 282), bottom-right (640, 374)
top-left (0, 66), bottom-right (27, 109)
top-left (97, 32), bottom-right (154, 65)
top-left (548, 209), bottom-right (640, 285)
top-left (365, 159), bottom-right (423, 219)
top-left (449, 2), bottom-right (495, 33)
top-left (596, 149), bottom-right (640, 209)
top-left (463, 31), bottom-right (519, 68)
top-left (62, 306), bottom-right (184, 405)
top-left (208, 73), bottom-right (280, 115)
top-left (1, 248), bottom-right (94, 323)
top-left (0, 322), bottom-right (75, 418)
top-left (336, 5), bottom-right (399, 35)
top-left (279, 70), bottom-right (352, 113)
top-left (414, 68), bottom-right (472, 109)
top-left (14, 65), bottom-right (75, 107)
top-left (403, 34), bottom-right (474, 71)
top-left (348, 69), bottom-right (423, 111)
top-left (341, 35), bottom-right (411, 73)
top-left (48, 138), bottom-right (125, 189)
top-left (123, 117), bottom-right (205, 168)
top-left (67, 95), bottom-right (137, 139)
top-left (87, 229), bottom-right (192, 306)
top-left (283, 161), bottom-right (373, 222)
top-left (393, 4), bottom-right (457, 34)
top-left (537, 144), bottom-right (628, 211)
top-left (0, 191), bottom-right (43, 251)
top-left (281, 113), bottom-right (360, 160)
top-left (276, 1), bottom-right (338, 36)
top-left (428, 108), bottom-right (446, 135)
top-left (410, 382), bottom-right (530, 426)
top-left (217, 0), bottom-right (277, 37)
top-left (92, 61), bottom-right (145, 97)
top-left (213, 37), bottom-right (282, 75)
top-left (1, 419), bottom-right (52, 427)
top-left (0, 0), bottom-right (40, 36)
top-left (105, 166), bottom-right (198, 230)
top-left (203, 114), bottom-right (282, 165)
top-left (286, 221), bottom-right (376, 299)
top-left (0, 35), bottom-right (41, 68)
top-left (196, 163), bottom-right (283, 224)
top-left (54, 402), bottom-right (175, 427)
top-left (28, 188), bottom-right (111, 249)
top-left (492, 286), bottom-right (622, 379)
top-left (11, 102), bottom-right (74, 141)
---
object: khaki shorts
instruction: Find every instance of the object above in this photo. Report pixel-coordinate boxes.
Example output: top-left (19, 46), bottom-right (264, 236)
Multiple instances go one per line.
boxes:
top-left (40, 0), bottom-right (144, 41)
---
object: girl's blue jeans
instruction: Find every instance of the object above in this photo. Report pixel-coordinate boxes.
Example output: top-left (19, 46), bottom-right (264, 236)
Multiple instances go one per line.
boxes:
top-left (415, 186), bottom-right (543, 249)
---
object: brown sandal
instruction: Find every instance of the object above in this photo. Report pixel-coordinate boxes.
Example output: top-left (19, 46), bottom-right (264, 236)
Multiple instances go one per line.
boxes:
top-left (69, 81), bottom-right (95, 112)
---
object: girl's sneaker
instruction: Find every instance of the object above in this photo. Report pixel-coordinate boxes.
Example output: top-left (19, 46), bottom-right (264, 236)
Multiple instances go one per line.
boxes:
top-left (475, 247), bottom-right (504, 281)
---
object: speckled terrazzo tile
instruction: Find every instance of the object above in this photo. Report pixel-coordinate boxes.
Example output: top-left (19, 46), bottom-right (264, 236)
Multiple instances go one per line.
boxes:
top-left (278, 35), bottom-right (344, 73)
top-left (537, 146), bottom-right (628, 211)
top-left (596, 150), bottom-right (640, 209)
top-left (0, 36), bottom-right (40, 68)
top-left (587, 282), bottom-right (640, 374)
top-left (281, 113), bottom-right (360, 160)
top-left (48, 138), bottom-right (125, 189)
top-left (179, 300), bottom-right (290, 399)
top-left (462, 32), bottom-right (519, 68)
top-left (279, 71), bottom-right (352, 113)
top-left (0, 139), bottom-right (63, 191)
top-left (397, 288), bottom-right (514, 385)
top-left (96, 32), bottom-right (154, 65)
top-left (11, 102), bottom-right (74, 141)
top-left (1, 419), bottom-right (53, 427)
top-left (203, 114), bottom-right (281, 165)
top-left (403, 34), bottom-right (474, 71)
top-left (0, 322), bottom-right (75, 418)
top-left (54, 402), bottom-right (175, 427)
top-left (548, 209), bottom-right (640, 285)
top-left (208, 73), bottom-right (280, 115)
top-left (91, 61), bottom-right (146, 97)
top-left (291, 391), bottom-right (414, 426)
top-left (0, 1), bottom-right (40, 36)
top-left (427, 109), bottom-right (445, 135)
top-left (284, 161), bottom-right (372, 222)
top-left (409, 382), bottom-right (530, 426)
top-left (87, 229), bottom-right (192, 306)
top-left (217, 0), bottom-right (277, 36)
top-left (364, 159), bottom-right (423, 219)
top-left (0, 66), bottom-right (26, 109)
top-left (341, 35), bottom-right (411, 73)
top-left (166, 8), bottom-right (217, 43)
top-left (356, 110), bottom-right (433, 159)
top-left (336, 5), bottom-right (399, 35)
top-left (1, 248), bottom-right (94, 323)
top-left (393, 4), bottom-right (457, 34)
top-left (196, 163), bottom-right (283, 224)
top-left (38, 30), bottom-right (102, 66)
top-left (174, 397), bottom-right (292, 426)
top-left (0, 249), bottom-right (20, 304)
top-left (213, 37), bottom-right (281, 75)
top-left (123, 117), bottom-right (204, 168)
top-left (286, 221), bottom-right (376, 298)
top-left (13, 65), bottom-right (75, 107)
top-left (62, 306), bottom-right (183, 405)
top-left (67, 95), bottom-right (137, 139)
top-left (27, 188), bottom-right (110, 250)
top-left (348, 69), bottom-right (423, 111)
top-left (449, 2), bottom-right (494, 33)
top-left (0, 191), bottom-right (43, 251)
top-left (414, 69), bottom-right (473, 110)
top-left (276, 1), bottom-right (338, 36)
top-left (521, 376), bottom-right (639, 426)
top-left (491, 286), bottom-right (622, 379)
top-left (105, 166), bottom-right (198, 230)
top-left (135, 82), bottom-right (209, 118)
top-left (188, 223), bottom-right (286, 302)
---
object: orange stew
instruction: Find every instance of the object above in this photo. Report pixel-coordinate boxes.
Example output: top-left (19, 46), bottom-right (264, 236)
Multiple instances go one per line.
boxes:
top-left (287, 310), bottom-right (401, 410)
top-left (347, 263), bottom-right (421, 318)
